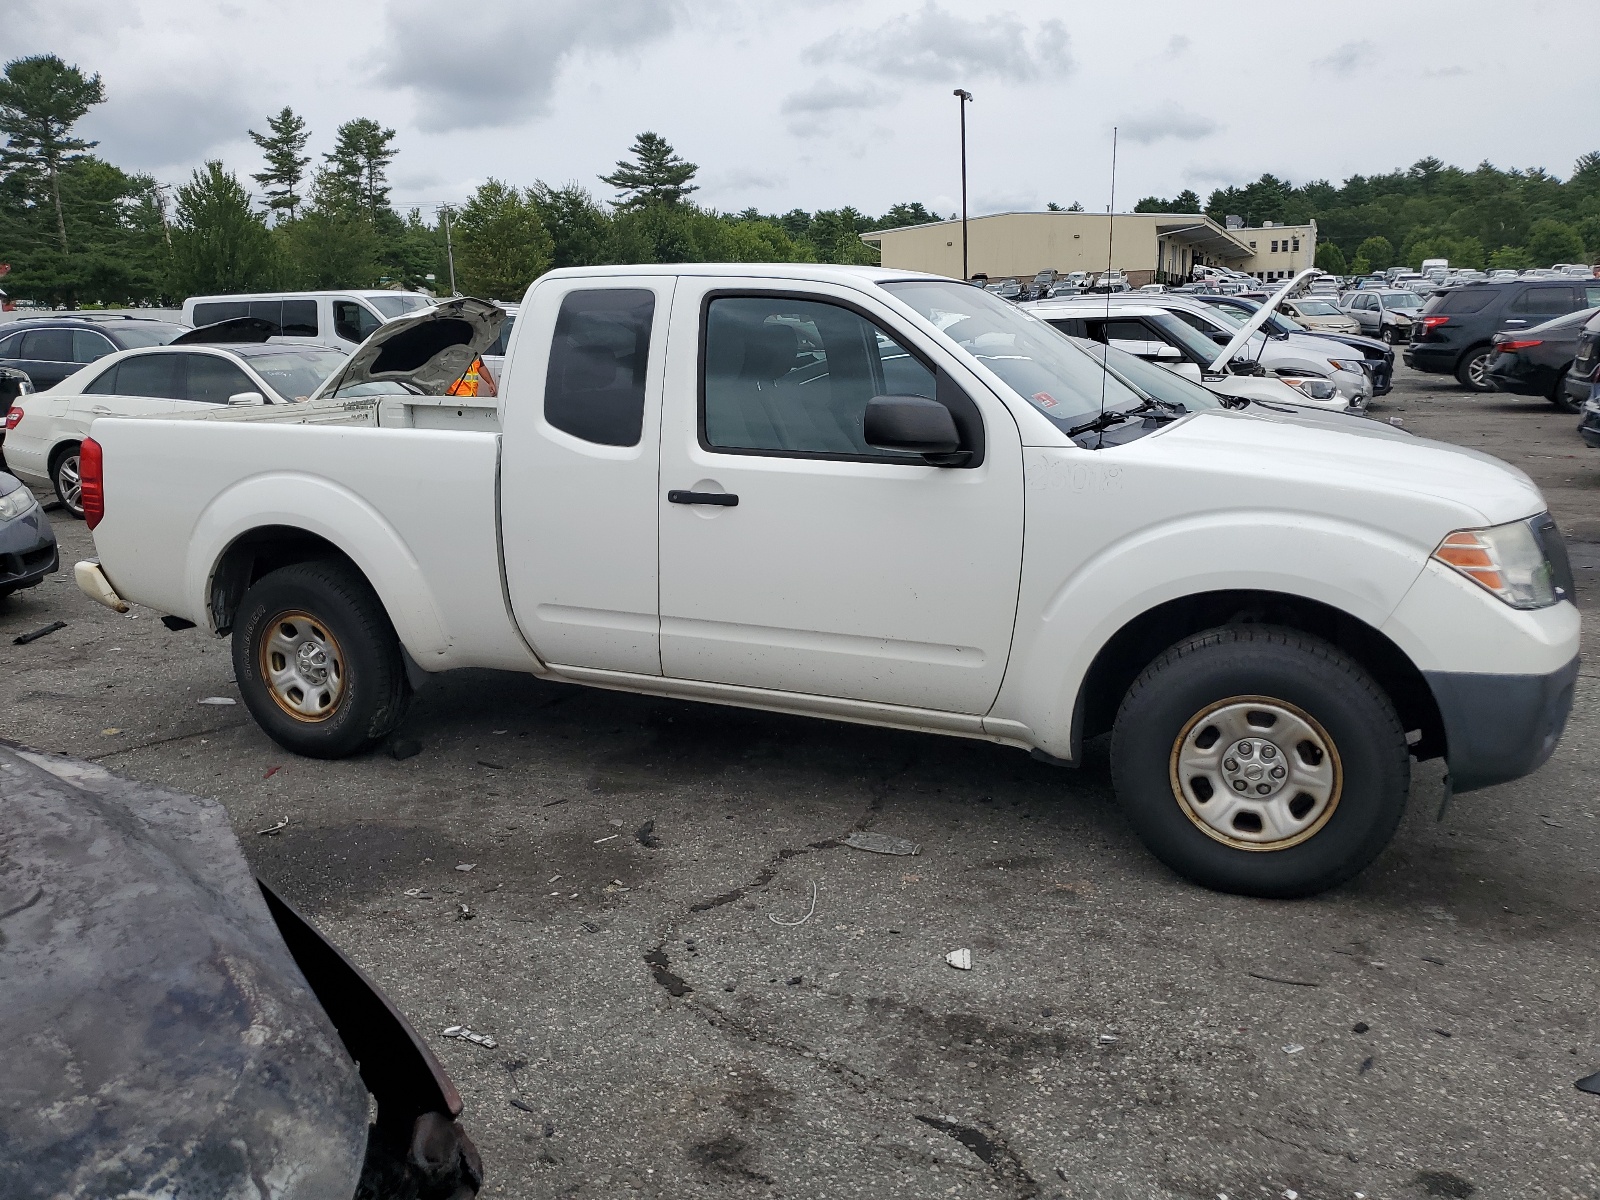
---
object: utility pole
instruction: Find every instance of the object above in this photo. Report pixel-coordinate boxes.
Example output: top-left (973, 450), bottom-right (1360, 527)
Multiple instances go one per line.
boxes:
top-left (153, 182), bottom-right (173, 249)
top-left (953, 89), bottom-right (972, 281)
top-left (436, 204), bottom-right (459, 295)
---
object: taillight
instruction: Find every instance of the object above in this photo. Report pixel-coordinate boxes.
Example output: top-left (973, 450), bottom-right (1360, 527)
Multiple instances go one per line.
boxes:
top-left (4, 405), bottom-right (21, 430)
top-left (1495, 339), bottom-right (1543, 351)
top-left (80, 436), bottom-right (104, 529)
top-left (1420, 315), bottom-right (1450, 332)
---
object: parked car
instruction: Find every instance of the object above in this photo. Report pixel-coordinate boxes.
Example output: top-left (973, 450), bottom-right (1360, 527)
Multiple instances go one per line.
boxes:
top-left (1279, 296), bottom-right (1361, 335)
top-left (1028, 269), bottom-right (1058, 299)
top-left (0, 470), bottom-right (55, 600)
top-left (0, 741), bottom-right (482, 1199)
top-left (1485, 306), bottom-right (1600, 412)
top-left (1045, 282), bottom-right (1085, 299)
top-left (1340, 289), bottom-right (1424, 342)
top-left (1580, 389), bottom-right (1600, 449)
top-left (0, 365), bottom-right (33, 466)
top-left (0, 315), bottom-right (188, 391)
top-left (3, 341), bottom-right (347, 517)
top-left (1023, 298), bottom-right (1350, 410)
top-left (182, 290), bottom-right (435, 350)
top-left (1566, 310), bottom-right (1600, 413)
top-left (1193, 294), bottom-right (1395, 395)
top-left (1406, 278), bottom-right (1600, 391)
top-left (76, 267), bottom-right (1579, 897)
top-left (985, 278), bottom-right (1023, 300)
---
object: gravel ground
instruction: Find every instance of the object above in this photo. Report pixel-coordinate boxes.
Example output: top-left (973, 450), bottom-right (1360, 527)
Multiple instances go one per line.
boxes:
top-left (2, 364), bottom-right (1596, 1199)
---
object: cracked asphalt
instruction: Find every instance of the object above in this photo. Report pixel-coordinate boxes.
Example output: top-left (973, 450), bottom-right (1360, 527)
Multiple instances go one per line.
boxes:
top-left (2, 365), bottom-right (1596, 1199)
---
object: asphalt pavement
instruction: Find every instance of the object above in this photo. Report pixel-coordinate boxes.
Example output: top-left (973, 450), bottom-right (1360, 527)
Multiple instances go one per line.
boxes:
top-left (2, 365), bottom-right (1596, 1199)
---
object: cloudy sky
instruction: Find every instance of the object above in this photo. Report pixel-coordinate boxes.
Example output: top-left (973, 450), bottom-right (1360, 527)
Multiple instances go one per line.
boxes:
top-left (9, 0), bottom-right (1594, 220)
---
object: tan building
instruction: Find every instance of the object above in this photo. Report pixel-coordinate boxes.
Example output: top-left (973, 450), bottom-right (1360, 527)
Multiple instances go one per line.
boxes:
top-left (860, 210), bottom-right (1254, 286)
top-left (1235, 221), bottom-right (1317, 281)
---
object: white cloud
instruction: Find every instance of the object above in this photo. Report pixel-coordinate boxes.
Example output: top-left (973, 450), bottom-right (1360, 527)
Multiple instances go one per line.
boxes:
top-left (1314, 39), bottom-right (1376, 74)
top-left (803, 3), bottom-right (1071, 83)
top-left (1116, 106), bottom-right (1220, 146)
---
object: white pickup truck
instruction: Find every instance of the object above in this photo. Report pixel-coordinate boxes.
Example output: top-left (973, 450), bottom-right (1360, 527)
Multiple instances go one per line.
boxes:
top-left (76, 267), bottom-right (1580, 897)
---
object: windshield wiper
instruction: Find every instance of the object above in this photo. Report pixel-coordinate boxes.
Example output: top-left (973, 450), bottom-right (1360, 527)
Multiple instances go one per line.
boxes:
top-left (1065, 398), bottom-right (1184, 438)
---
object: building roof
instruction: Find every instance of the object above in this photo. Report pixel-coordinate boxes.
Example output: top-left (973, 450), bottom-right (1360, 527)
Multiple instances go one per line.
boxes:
top-left (860, 210), bottom-right (1254, 261)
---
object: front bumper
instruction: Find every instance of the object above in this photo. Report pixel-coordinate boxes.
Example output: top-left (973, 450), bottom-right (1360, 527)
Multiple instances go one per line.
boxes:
top-left (1580, 397), bottom-right (1600, 448)
top-left (0, 503), bottom-right (57, 592)
top-left (1425, 657), bottom-right (1580, 793)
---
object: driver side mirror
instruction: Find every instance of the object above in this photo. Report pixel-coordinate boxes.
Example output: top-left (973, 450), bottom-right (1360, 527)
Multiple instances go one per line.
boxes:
top-left (227, 390), bottom-right (265, 406)
top-left (1209, 331), bottom-right (1233, 345)
top-left (864, 395), bottom-right (965, 464)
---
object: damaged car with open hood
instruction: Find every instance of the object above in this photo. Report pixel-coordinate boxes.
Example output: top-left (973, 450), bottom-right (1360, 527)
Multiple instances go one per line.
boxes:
top-left (71, 268), bottom-right (1578, 899)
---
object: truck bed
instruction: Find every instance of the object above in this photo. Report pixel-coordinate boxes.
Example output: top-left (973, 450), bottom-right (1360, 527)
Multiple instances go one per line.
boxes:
top-left (155, 391), bottom-right (500, 433)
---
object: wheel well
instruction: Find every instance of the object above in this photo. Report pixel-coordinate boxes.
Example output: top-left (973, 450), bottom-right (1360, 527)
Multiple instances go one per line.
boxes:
top-left (1074, 589), bottom-right (1445, 762)
top-left (47, 439), bottom-right (80, 474)
top-left (208, 526), bottom-right (359, 634)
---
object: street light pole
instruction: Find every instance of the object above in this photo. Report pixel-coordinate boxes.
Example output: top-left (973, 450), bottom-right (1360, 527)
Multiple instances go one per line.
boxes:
top-left (953, 89), bottom-right (972, 281)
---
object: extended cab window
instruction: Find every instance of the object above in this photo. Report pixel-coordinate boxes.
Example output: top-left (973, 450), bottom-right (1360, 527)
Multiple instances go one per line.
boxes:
top-left (701, 295), bottom-right (934, 457)
top-left (543, 289), bottom-right (654, 447)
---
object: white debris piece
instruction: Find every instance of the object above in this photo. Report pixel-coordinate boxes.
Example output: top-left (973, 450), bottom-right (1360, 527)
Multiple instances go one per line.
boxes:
top-left (945, 949), bottom-right (972, 970)
top-left (256, 816), bottom-right (289, 835)
top-left (198, 696), bottom-right (237, 706)
top-left (442, 1025), bottom-right (498, 1049)
top-left (844, 831), bottom-right (920, 856)
top-left (1282, 1043), bottom-right (1305, 1054)
top-left (1098, 1034), bottom-right (1120, 1045)
top-left (455, 862), bottom-right (476, 872)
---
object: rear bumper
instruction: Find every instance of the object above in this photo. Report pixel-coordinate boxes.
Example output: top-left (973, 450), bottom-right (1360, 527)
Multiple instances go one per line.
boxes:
top-left (1486, 356), bottom-right (1558, 396)
top-left (1425, 656), bottom-right (1580, 793)
top-left (1404, 343), bottom-right (1458, 374)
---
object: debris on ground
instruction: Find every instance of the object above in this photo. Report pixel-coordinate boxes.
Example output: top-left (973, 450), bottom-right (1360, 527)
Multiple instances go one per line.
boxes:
top-left (13, 621), bottom-right (66, 645)
top-left (1352, 1022), bottom-right (1370, 1034)
top-left (945, 948), bottom-right (972, 970)
top-left (1282, 1044), bottom-right (1305, 1054)
top-left (198, 696), bottom-right (236, 706)
top-left (636, 819), bottom-right (660, 848)
top-left (477, 760), bottom-right (503, 769)
top-left (455, 862), bottom-right (476, 872)
top-left (256, 816), bottom-right (290, 835)
top-left (1097, 1033), bottom-right (1120, 1045)
top-left (844, 831), bottom-right (920, 856)
top-left (101, 728), bottom-right (121, 736)
top-left (403, 888), bottom-right (432, 899)
top-left (441, 1025), bottom-right (497, 1049)
top-left (643, 949), bottom-right (692, 996)
top-left (457, 903), bottom-right (474, 920)
top-left (1360, 1056), bottom-right (1374, 1073)
top-left (594, 834), bottom-right (618, 844)
top-left (1247, 970), bottom-right (1320, 987)
top-left (768, 880), bottom-right (818, 927)
top-left (388, 737), bottom-right (422, 760)
top-left (608, 818), bottom-right (624, 828)
top-left (263, 765), bottom-right (282, 779)
top-left (1576, 1070), bottom-right (1600, 1095)
top-left (509, 1097), bottom-right (536, 1113)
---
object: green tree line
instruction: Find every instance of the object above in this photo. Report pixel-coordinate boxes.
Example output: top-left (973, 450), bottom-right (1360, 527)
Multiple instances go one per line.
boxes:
top-left (0, 56), bottom-right (946, 307)
top-left (1137, 157), bottom-right (1600, 275)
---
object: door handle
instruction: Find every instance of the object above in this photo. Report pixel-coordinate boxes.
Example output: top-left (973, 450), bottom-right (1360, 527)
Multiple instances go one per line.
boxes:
top-left (668, 489), bottom-right (738, 507)
top-left (90, 406), bottom-right (112, 415)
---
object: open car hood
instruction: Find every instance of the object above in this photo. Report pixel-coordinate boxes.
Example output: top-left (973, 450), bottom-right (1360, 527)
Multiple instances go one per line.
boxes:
top-left (313, 296), bottom-right (505, 399)
top-left (1209, 268), bottom-right (1317, 373)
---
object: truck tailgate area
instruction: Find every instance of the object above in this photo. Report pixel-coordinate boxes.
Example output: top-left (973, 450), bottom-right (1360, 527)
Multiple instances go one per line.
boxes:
top-left (89, 418), bottom-right (531, 672)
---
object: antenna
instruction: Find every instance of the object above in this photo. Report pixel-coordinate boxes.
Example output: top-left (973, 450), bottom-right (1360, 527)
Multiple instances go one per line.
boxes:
top-left (1094, 126), bottom-right (1119, 439)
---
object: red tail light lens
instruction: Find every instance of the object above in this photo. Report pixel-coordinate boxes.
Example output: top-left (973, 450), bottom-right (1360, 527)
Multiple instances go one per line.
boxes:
top-left (4, 405), bottom-right (21, 430)
top-left (1495, 339), bottom-right (1543, 351)
top-left (1420, 315), bottom-right (1450, 331)
top-left (80, 436), bottom-right (104, 529)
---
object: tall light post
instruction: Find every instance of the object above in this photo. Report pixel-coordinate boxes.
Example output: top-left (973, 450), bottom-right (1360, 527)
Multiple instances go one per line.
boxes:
top-left (953, 89), bottom-right (972, 281)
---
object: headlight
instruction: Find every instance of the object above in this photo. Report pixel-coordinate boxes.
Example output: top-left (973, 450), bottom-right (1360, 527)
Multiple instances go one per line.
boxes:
top-left (0, 485), bottom-right (39, 522)
top-left (1327, 358), bottom-right (1366, 373)
top-left (1278, 377), bottom-right (1338, 400)
top-left (1432, 521), bottom-right (1557, 609)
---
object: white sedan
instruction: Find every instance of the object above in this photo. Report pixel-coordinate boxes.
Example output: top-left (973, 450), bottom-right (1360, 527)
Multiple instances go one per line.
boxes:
top-left (3, 342), bottom-right (346, 517)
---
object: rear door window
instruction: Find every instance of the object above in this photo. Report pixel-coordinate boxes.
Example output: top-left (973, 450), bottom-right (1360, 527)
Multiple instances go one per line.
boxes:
top-left (20, 329), bottom-right (74, 362)
top-left (281, 299), bottom-right (318, 337)
top-left (1509, 287), bottom-right (1575, 317)
top-left (1583, 285), bottom-right (1600, 308)
top-left (0, 331), bottom-right (22, 357)
top-left (112, 353), bottom-right (185, 399)
top-left (333, 301), bottom-right (382, 343)
top-left (1428, 289), bottom-right (1494, 314)
top-left (544, 289), bottom-right (655, 447)
top-left (184, 353), bottom-right (257, 403)
top-left (193, 301), bottom-right (249, 326)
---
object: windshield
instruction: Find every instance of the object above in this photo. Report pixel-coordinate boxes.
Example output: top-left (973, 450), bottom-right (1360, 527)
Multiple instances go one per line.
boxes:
top-left (1074, 340), bottom-right (1225, 412)
top-left (244, 350), bottom-right (347, 401)
top-left (881, 279), bottom-right (1142, 428)
top-left (367, 294), bottom-right (433, 319)
top-left (1293, 300), bottom-right (1342, 316)
top-left (1382, 292), bottom-right (1422, 310)
top-left (112, 323), bottom-right (188, 348)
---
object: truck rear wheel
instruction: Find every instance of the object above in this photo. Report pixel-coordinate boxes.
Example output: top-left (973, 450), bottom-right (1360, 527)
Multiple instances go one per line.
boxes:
top-left (1109, 626), bottom-right (1409, 898)
top-left (233, 560), bottom-right (410, 759)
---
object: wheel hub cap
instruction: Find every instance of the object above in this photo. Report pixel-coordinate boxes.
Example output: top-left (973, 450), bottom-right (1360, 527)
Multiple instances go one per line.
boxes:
top-left (1169, 697), bottom-right (1342, 851)
top-left (261, 611), bottom-right (346, 722)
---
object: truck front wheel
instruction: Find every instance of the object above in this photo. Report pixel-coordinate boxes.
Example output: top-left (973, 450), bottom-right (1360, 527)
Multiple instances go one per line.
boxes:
top-left (233, 560), bottom-right (411, 759)
top-left (1110, 626), bottom-right (1409, 898)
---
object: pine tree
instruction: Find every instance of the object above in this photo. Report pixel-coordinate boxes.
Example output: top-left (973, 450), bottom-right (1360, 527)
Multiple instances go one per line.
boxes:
top-left (248, 106), bottom-right (311, 221)
top-left (169, 161), bottom-right (276, 294)
top-left (0, 54), bottom-right (106, 253)
top-left (599, 132), bottom-right (698, 210)
top-left (323, 118), bottom-right (396, 222)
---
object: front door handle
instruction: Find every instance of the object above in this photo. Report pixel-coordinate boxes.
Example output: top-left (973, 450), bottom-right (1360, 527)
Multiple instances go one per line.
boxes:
top-left (668, 489), bottom-right (738, 507)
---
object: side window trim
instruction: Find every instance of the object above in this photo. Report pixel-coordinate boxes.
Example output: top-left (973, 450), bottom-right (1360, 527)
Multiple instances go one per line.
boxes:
top-left (694, 288), bottom-right (985, 468)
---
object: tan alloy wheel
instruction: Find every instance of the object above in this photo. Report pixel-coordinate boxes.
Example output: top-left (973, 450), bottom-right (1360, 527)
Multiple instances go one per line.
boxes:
top-left (260, 610), bottom-right (346, 722)
top-left (1168, 696), bottom-right (1342, 851)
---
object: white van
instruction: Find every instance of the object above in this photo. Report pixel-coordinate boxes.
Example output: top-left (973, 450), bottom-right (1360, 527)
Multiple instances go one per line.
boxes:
top-left (180, 291), bottom-right (435, 350)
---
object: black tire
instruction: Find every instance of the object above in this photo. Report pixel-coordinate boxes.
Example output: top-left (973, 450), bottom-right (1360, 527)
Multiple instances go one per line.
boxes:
top-left (1109, 626), bottom-right (1409, 898)
top-left (50, 442), bottom-right (84, 519)
top-left (1455, 346), bottom-right (1493, 392)
top-left (1548, 367), bottom-right (1579, 413)
top-left (232, 559), bottom-right (410, 759)
top-left (1381, 325), bottom-right (1397, 345)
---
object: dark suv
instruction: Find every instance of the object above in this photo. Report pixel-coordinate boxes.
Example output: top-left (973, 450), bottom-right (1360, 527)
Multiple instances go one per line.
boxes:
top-left (0, 315), bottom-right (188, 391)
top-left (1406, 279), bottom-right (1600, 391)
